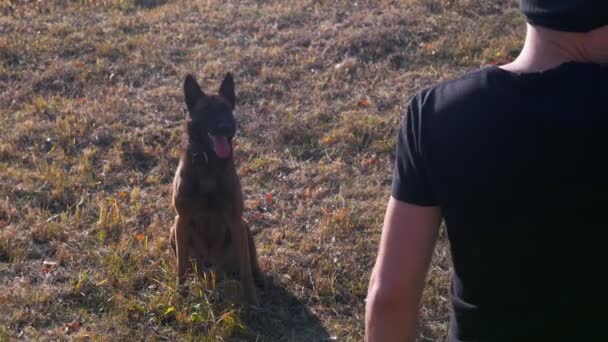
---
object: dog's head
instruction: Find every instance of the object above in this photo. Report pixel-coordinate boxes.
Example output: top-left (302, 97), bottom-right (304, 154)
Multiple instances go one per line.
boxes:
top-left (183, 73), bottom-right (237, 160)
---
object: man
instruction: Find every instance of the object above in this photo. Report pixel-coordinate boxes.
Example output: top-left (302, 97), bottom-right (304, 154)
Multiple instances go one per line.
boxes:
top-left (365, 1), bottom-right (608, 341)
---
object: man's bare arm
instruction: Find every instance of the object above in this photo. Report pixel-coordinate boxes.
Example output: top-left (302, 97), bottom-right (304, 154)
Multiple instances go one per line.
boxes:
top-left (365, 196), bottom-right (442, 342)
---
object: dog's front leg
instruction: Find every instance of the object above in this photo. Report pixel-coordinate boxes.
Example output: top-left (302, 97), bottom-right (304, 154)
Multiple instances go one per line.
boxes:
top-left (226, 214), bottom-right (258, 305)
top-left (174, 214), bottom-right (189, 293)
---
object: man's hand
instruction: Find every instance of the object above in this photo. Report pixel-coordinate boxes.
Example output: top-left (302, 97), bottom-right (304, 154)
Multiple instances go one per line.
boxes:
top-left (365, 196), bottom-right (442, 342)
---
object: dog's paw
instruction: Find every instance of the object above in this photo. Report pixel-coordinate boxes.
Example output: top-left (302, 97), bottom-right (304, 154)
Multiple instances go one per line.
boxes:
top-left (241, 283), bottom-right (259, 307)
top-left (254, 273), bottom-right (267, 290)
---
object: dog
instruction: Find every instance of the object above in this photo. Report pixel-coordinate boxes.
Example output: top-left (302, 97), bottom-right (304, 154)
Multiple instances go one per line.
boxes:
top-left (169, 72), bottom-right (261, 305)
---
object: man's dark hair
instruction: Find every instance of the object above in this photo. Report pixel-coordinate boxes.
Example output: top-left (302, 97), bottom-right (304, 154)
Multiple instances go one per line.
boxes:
top-left (520, 0), bottom-right (608, 32)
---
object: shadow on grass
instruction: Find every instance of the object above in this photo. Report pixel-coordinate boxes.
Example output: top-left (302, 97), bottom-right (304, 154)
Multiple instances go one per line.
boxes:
top-left (237, 275), bottom-right (331, 341)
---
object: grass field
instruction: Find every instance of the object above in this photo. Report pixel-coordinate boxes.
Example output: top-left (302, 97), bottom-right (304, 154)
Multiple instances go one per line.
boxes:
top-left (0, 0), bottom-right (524, 340)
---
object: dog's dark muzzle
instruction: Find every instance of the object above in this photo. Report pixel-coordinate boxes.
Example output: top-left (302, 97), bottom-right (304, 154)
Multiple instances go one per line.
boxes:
top-left (210, 122), bottom-right (236, 138)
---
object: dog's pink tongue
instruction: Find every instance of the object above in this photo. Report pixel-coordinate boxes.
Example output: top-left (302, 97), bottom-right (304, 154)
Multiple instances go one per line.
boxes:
top-left (211, 135), bottom-right (231, 158)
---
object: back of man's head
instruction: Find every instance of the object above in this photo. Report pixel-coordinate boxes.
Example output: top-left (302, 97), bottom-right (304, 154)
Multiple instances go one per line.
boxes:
top-left (520, 0), bottom-right (608, 33)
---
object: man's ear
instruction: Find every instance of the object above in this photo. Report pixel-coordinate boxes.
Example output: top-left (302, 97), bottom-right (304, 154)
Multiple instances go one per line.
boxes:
top-left (218, 72), bottom-right (235, 108)
top-left (184, 74), bottom-right (205, 114)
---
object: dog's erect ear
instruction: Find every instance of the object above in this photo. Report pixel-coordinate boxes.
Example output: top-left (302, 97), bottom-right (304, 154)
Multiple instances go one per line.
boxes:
top-left (218, 72), bottom-right (235, 108)
top-left (184, 74), bottom-right (205, 114)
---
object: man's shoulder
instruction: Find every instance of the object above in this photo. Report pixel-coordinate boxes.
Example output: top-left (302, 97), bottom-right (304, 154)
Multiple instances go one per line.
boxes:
top-left (409, 65), bottom-right (502, 116)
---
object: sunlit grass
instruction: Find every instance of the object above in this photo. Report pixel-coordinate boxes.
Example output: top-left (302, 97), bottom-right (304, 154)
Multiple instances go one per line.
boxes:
top-left (0, 0), bottom-right (523, 340)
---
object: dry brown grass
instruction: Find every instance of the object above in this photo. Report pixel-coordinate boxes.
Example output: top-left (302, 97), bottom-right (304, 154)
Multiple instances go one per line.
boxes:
top-left (0, 0), bottom-right (524, 340)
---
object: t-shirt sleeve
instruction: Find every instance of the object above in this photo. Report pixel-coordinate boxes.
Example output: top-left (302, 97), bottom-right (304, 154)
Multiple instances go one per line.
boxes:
top-left (391, 92), bottom-right (439, 206)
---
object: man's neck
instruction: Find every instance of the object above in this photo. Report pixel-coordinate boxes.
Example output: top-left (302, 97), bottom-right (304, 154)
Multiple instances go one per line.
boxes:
top-left (500, 24), bottom-right (601, 74)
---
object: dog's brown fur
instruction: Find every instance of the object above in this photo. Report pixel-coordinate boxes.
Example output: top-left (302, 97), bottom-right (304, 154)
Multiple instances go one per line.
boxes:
top-left (169, 73), bottom-right (261, 305)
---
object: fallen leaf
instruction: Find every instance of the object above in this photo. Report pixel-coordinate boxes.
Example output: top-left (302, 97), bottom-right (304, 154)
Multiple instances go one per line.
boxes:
top-left (357, 99), bottom-right (371, 107)
top-left (64, 321), bottom-right (80, 334)
top-left (321, 136), bottom-right (335, 145)
top-left (190, 312), bottom-right (205, 322)
top-left (364, 156), bottom-right (379, 165)
top-left (239, 167), bottom-right (253, 176)
top-left (245, 199), bottom-right (261, 209)
top-left (305, 187), bottom-right (314, 201)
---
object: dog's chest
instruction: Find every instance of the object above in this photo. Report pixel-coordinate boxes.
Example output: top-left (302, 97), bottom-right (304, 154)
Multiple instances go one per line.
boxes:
top-left (191, 212), bottom-right (228, 238)
top-left (197, 177), bottom-right (219, 194)
top-left (193, 192), bottom-right (223, 211)
top-left (190, 211), bottom-right (231, 261)
top-left (195, 166), bottom-right (230, 192)
top-left (192, 173), bottom-right (235, 211)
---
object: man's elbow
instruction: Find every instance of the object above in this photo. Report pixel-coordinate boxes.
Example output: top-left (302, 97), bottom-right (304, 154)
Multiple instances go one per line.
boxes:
top-left (365, 281), bottom-right (420, 341)
top-left (366, 280), bottom-right (410, 315)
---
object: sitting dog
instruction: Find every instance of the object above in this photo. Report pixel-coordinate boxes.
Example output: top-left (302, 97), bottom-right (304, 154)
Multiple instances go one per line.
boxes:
top-left (169, 72), bottom-right (261, 305)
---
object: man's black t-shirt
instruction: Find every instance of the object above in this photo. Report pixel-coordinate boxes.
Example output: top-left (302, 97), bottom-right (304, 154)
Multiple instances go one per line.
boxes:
top-left (391, 62), bottom-right (608, 342)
